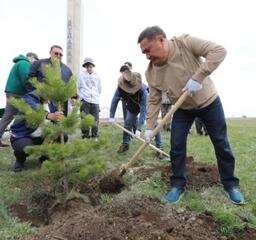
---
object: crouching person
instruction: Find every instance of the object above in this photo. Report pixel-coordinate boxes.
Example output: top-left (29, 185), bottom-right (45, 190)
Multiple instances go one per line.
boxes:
top-left (10, 91), bottom-right (63, 172)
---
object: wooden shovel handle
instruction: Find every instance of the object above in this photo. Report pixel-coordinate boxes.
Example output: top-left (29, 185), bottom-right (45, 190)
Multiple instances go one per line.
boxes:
top-left (121, 91), bottom-right (189, 173)
top-left (113, 122), bottom-right (169, 157)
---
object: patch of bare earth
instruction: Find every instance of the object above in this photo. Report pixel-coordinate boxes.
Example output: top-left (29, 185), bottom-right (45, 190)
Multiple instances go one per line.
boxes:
top-left (22, 197), bottom-right (256, 240)
top-left (133, 156), bottom-right (220, 190)
top-left (13, 157), bottom-right (256, 240)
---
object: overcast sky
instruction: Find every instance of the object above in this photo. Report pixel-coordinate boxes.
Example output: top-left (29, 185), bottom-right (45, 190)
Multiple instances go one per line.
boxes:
top-left (1, 0), bottom-right (255, 117)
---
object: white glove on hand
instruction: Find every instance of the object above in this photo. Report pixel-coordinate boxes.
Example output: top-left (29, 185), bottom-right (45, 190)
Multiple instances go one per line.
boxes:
top-left (30, 127), bottom-right (42, 137)
top-left (135, 130), bottom-right (141, 138)
top-left (144, 129), bottom-right (153, 143)
top-left (108, 118), bottom-right (115, 124)
top-left (183, 78), bottom-right (202, 93)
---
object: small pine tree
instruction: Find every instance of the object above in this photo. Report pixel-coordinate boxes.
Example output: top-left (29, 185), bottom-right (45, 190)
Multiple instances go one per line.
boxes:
top-left (10, 59), bottom-right (105, 196)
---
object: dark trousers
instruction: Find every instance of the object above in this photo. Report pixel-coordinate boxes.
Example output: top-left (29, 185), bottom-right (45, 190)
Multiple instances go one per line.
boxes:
top-left (80, 100), bottom-right (99, 138)
top-left (11, 136), bottom-right (44, 163)
top-left (123, 110), bottom-right (138, 145)
top-left (0, 95), bottom-right (19, 138)
top-left (170, 97), bottom-right (239, 190)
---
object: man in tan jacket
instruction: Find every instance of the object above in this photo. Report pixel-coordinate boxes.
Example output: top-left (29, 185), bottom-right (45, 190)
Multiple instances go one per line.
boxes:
top-left (138, 26), bottom-right (244, 205)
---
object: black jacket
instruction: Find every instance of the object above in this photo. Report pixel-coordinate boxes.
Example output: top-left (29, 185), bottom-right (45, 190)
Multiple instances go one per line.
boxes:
top-left (26, 58), bottom-right (72, 92)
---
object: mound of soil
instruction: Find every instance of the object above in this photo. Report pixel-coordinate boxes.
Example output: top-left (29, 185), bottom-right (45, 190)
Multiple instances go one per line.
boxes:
top-left (133, 156), bottom-right (220, 190)
top-left (13, 157), bottom-right (256, 240)
top-left (10, 190), bottom-right (55, 226)
top-left (23, 197), bottom-right (256, 240)
top-left (9, 204), bottom-right (46, 227)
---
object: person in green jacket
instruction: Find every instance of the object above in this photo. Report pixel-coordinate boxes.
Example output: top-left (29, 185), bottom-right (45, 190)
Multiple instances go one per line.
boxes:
top-left (0, 52), bottom-right (38, 147)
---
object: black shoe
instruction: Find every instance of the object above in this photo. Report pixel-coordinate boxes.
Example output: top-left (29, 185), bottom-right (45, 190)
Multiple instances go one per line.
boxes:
top-left (117, 144), bottom-right (129, 153)
top-left (82, 135), bottom-right (90, 139)
top-left (0, 141), bottom-right (9, 147)
top-left (38, 155), bottom-right (48, 164)
top-left (155, 151), bottom-right (165, 160)
top-left (13, 161), bottom-right (24, 172)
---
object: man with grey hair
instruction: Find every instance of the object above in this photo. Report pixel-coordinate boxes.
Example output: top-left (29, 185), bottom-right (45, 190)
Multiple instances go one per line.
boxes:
top-left (0, 52), bottom-right (38, 147)
top-left (138, 25), bottom-right (244, 205)
top-left (28, 45), bottom-right (73, 119)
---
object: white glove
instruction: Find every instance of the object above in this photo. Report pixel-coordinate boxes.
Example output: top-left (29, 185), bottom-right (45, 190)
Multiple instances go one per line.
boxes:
top-left (183, 78), bottom-right (202, 93)
top-left (30, 127), bottom-right (42, 137)
top-left (135, 130), bottom-right (141, 138)
top-left (108, 118), bottom-right (115, 124)
top-left (144, 129), bottom-right (153, 143)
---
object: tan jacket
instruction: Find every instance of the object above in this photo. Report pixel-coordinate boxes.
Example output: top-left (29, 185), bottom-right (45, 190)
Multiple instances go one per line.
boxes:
top-left (145, 34), bottom-right (226, 129)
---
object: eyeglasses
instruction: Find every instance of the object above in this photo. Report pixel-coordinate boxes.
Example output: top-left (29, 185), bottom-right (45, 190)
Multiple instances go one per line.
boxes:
top-left (54, 52), bottom-right (63, 57)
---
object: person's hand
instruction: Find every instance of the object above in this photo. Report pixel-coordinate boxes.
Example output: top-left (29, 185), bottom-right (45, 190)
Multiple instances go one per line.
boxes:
top-left (30, 127), bottom-right (42, 137)
top-left (70, 98), bottom-right (77, 106)
top-left (144, 129), bottom-right (153, 143)
top-left (46, 111), bottom-right (63, 122)
top-left (108, 118), bottom-right (115, 124)
top-left (135, 130), bottom-right (141, 138)
top-left (182, 78), bottom-right (202, 93)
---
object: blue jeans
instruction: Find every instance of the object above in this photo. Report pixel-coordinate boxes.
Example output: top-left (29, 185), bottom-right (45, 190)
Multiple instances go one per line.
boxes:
top-left (170, 96), bottom-right (239, 190)
top-left (123, 110), bottom-right (137, 145)
top-left (123, 110), bottom-right (162, 148)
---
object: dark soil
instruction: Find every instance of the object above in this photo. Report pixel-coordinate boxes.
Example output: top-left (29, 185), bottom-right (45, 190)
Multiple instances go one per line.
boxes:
top-left (23, 197), bottom-right (256, 240)
top-left (12, 156), bottom-right (256, 240)
top-left (133, 156), bottom-right (220, 190)
top-left (10, 190), bottom-right (55, 226)
top-left (99, 169), bottom-right (125, 193)
top-left (9, 204), bottom-right (46, 227)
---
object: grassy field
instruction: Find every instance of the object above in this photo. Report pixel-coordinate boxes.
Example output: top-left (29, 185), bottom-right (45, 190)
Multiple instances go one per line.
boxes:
top-left (0, 118), bottom-right (256, 239)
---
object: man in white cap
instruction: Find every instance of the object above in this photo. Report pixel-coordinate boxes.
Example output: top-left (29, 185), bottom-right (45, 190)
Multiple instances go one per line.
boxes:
top-left (77, 57), bottom-right (101, 139)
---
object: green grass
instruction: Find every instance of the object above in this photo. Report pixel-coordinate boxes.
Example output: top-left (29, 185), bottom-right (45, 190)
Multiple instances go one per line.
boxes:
top-left (0, 118), bottom-right (256, 239)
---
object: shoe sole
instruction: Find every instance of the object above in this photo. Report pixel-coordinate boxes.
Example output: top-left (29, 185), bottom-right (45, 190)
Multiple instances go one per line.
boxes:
top-left (228, 196), bottom-right (246, 205)
top-left (230, 199), bottom-right (246, 205)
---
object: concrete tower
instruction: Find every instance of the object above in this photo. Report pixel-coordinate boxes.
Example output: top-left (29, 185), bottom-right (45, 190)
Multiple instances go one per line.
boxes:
top-left (67, 0), bottom-right (83, 76)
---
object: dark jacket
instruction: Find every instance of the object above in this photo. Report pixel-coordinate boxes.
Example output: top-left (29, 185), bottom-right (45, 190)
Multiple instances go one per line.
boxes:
top-left (28, 58), bottom-right (72, 82)
top-left (10, 92), bottom-right (43, 139)
top-left (5, 55), bottom-right (31, 96)
top-left (27, 58), bottom-right (73, 115)
top-left (26, 58), bottom-right (73, 91)
top-left (109, 87), bottom-right (146, 118)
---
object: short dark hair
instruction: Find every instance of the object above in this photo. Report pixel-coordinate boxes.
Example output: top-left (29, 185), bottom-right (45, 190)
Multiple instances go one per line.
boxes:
top-left (50, 45), bottom-right (63, 52)
top-left (26, 52), bottom-right (38, 60)
top-left (137, 26), bottom-right (166, 43)
top-left (124, 62), bottom-right (132, 68)
top-left (120, 65), bottom-right (129, 73)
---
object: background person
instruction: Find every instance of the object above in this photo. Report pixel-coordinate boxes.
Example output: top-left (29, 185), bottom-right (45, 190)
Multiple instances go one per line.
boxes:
top-left (28, 45), bottom-right (73, 142)
top-left (28, 45), bottom-right (73, 116)
top-left (77, 57), bottom-right (101, 139)
top-left (195, 117), bottom-right (208, 135)
top-left (0, 52), bottom-right (38, 147)
top-left (160, 90), bottom-right (172, 131)
top-left (109, 64), bottom-right (145, 153)
top-left (10, 91), bottom-right (62, 172)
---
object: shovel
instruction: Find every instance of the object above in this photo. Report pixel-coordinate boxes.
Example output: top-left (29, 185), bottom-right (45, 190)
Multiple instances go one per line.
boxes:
top-left (119, 90), bottom-right (189, 175)
top-left (113, 122), bottom-right (169, 157)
